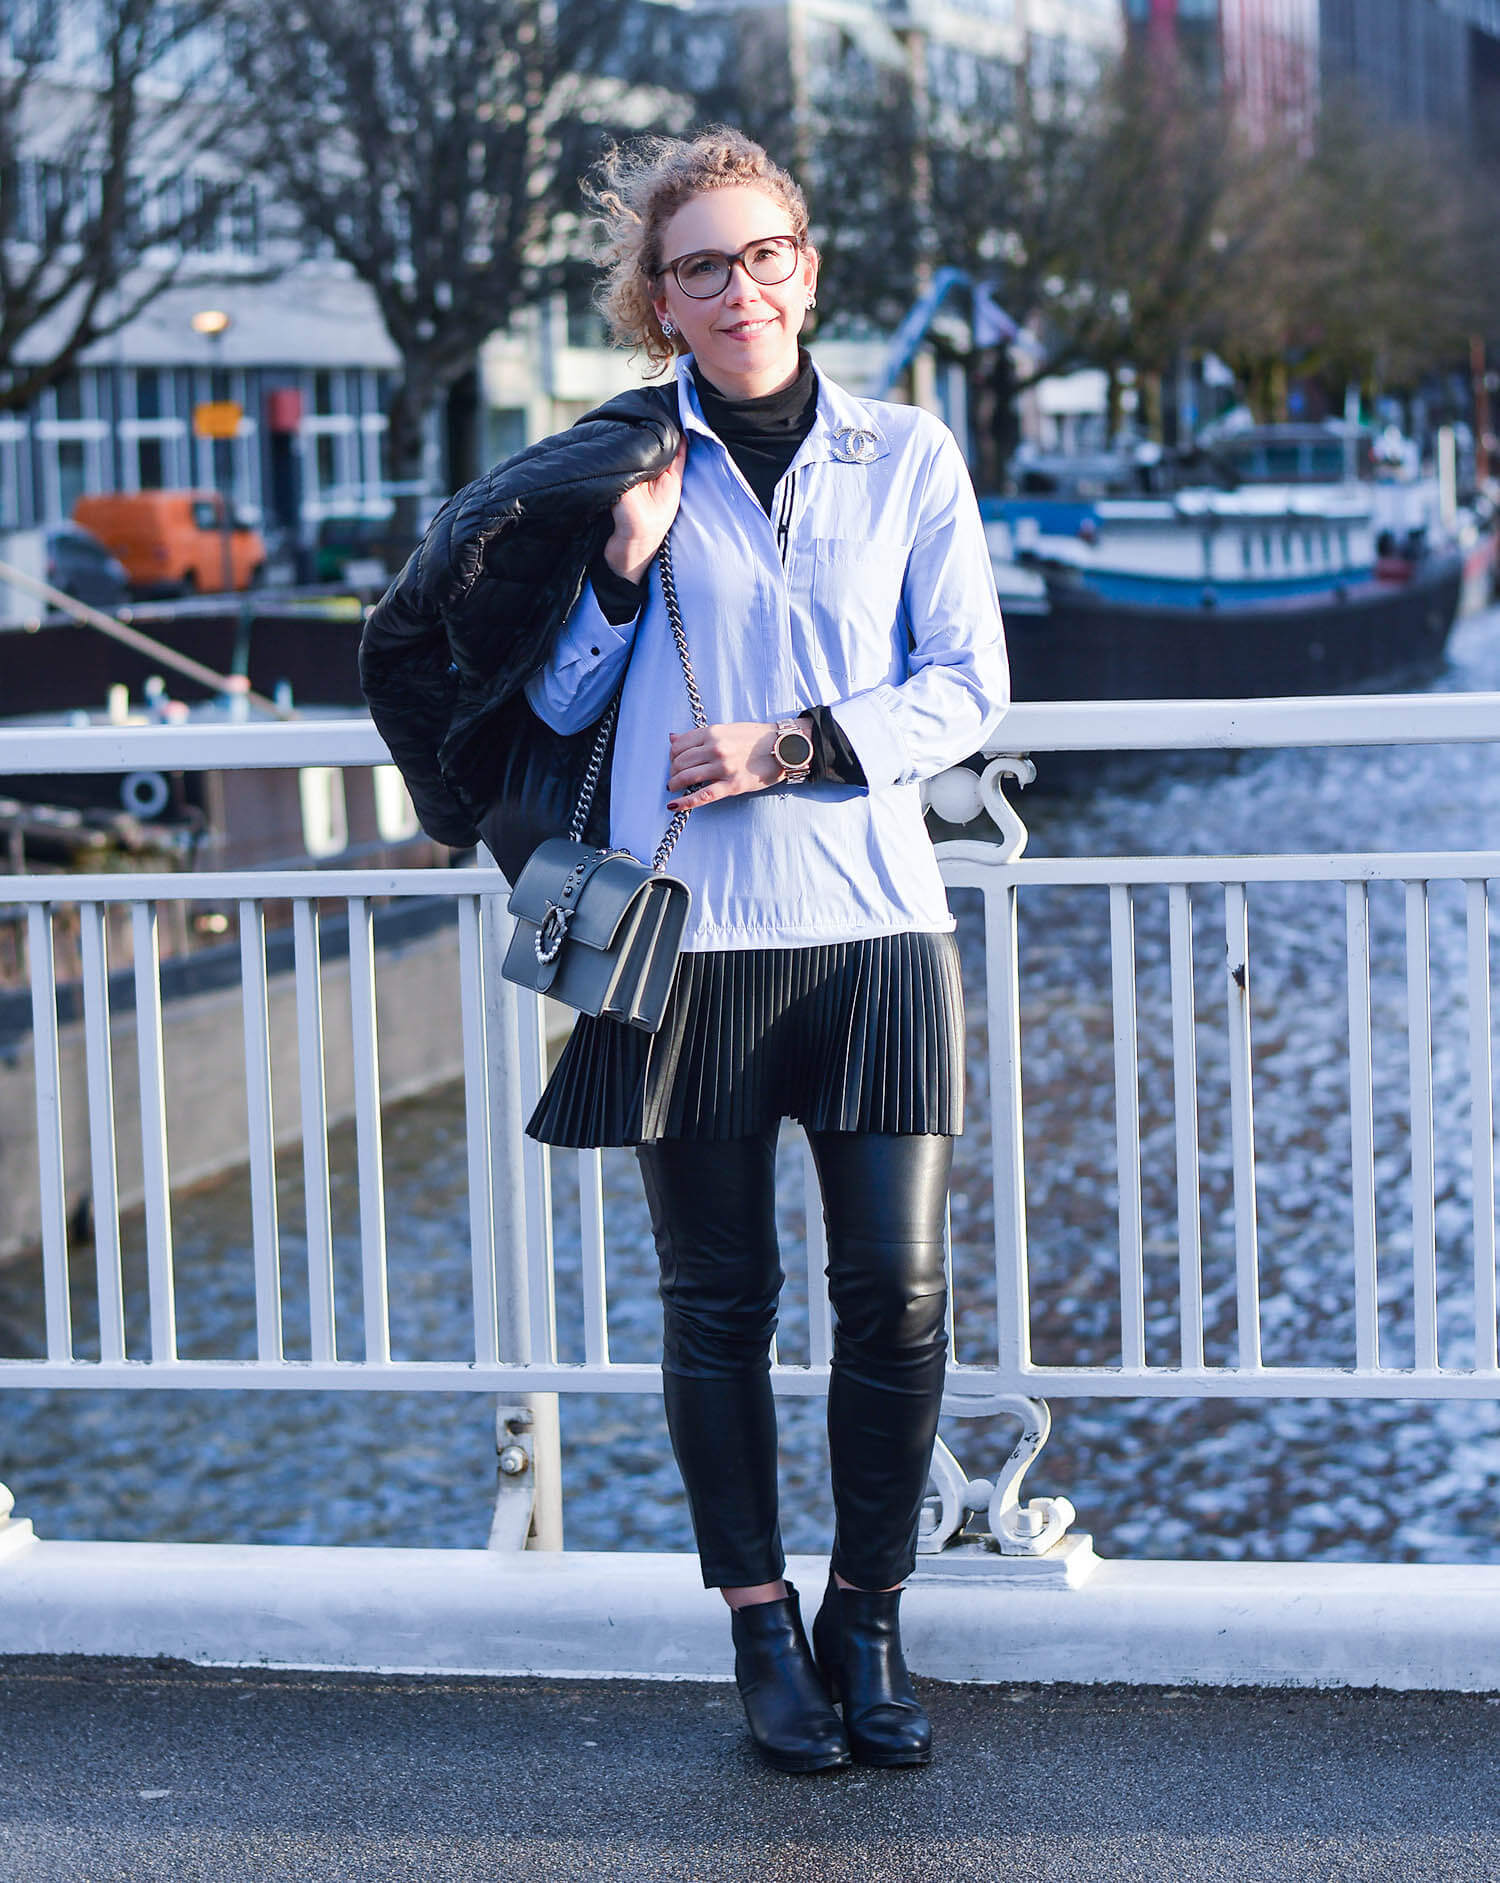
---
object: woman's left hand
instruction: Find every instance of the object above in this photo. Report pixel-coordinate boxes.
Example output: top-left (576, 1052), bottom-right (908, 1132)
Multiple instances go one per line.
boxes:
top-left (666, 722), bottom-right (785, 809)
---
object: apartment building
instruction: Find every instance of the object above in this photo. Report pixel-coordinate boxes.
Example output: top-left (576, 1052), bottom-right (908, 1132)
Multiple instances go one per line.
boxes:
top-left (0, 6), bottom-right (410, 536)
top-left (1123, 0), bottom-right (1318, 137)
top-left (5, 0), bottom-right (1129, 534)
top-left (1127, 0), bottom-right (1500, 154)
top-left (0, 275), bottom-right (401, 540)
top-left (481, 0), bottom-right (1125, 452)
top-left (1321, 0), bottom-right (1500, 158)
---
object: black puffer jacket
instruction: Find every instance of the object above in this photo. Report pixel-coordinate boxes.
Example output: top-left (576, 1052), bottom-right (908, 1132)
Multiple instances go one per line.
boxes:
top-left (359, 385), bottom-right (680, 878)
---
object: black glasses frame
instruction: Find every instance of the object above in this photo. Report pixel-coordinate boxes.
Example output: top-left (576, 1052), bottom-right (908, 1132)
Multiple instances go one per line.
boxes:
top-left (654, 234), bottom-right (803, 299)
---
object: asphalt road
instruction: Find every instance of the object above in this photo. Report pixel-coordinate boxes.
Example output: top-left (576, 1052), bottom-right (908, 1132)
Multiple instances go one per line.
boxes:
top-left (4, 1658), bottom-right (1500, 1882)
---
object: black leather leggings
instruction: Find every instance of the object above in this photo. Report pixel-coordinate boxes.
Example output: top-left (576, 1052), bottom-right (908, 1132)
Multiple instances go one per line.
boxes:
top-left (636, 1129), bottom-right (952, 1591)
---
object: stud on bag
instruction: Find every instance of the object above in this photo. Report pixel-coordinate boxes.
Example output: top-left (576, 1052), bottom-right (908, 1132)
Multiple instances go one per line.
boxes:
top-left (501, 531), bottom-right (699, 1034)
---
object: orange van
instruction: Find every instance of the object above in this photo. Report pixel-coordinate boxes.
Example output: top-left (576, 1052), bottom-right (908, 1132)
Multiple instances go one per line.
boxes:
top-left (72, 491), bottom-right (266, 596)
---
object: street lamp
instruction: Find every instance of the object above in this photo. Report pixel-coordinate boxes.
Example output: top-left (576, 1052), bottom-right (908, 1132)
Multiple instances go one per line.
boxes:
top-left (190, 308), bottom-right (236, 592)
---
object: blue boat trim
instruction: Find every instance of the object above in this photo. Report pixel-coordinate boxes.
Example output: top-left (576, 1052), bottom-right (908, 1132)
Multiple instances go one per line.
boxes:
top-left (1074, 568), bottom-right (1374, 610)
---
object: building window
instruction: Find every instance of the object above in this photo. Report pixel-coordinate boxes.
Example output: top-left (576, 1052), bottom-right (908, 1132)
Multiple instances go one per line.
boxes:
top-left (36, 372), bottom-right (108, 524)
top-left (228, 182), bottom-right (260, 255)
top-left (123, 367), bottom-right (188, 492)
top-left (487, 407), bottom-right (526, 465)
top-left (360, 414), bottom-right (389, 501)
top-left (302, 369), bottom-right (381, 516)
top-left (563, 271), bottom-right (607, 350)
top-left (0, 419), bottom-right (30, 528)
top-left (56, 439), bottom-right (86, 515)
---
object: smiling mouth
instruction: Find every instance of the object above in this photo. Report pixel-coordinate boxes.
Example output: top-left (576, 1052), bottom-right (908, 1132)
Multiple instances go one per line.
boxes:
top-left (719, 317), bottom-right (777, 338)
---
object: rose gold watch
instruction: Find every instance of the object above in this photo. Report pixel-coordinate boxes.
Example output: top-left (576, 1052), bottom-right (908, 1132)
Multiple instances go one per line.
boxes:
top-left (771, 717), bottom-right (814, 784)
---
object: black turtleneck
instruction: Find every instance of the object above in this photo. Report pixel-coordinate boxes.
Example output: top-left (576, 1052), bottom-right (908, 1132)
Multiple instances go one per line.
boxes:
top-left (587, 349), bottom-right (865, 785)
top-left (690, 349), bottom-right (819, 515)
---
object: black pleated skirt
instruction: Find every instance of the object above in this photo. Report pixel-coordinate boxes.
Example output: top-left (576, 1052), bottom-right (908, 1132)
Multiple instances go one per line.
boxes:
top-left (526, 930), bottom-right (965, 1147)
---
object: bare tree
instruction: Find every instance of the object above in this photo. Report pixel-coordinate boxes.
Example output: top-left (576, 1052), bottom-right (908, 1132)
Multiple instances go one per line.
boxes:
top-left (924, 42), bottom-right (1112, 473)
top-left (1072, 46), bottom-right (1260, 439)
top-left (0, 0), bottom-right (248, 412)
top-left (735, 32), bottom-right (1237, 464)
top-left (232, 0), bottom-right (646, 529)
top-left (1217, 88), bottom-right (1490, 419)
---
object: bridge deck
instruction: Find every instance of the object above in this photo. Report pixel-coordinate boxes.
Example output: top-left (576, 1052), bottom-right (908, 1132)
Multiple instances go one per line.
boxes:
top-left (4, 1657), bottom-right (1500, 1882)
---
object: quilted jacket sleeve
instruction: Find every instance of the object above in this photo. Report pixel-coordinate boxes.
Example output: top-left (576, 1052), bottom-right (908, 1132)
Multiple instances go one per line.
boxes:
top-left (358, 514), bottom-right (482, 848)
top-left (358, 387), bottom-right (681, 850)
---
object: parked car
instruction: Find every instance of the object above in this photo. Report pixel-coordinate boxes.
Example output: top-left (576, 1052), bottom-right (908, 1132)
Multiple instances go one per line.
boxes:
top-left (72, 490), bottom-right (266, 597)
top-left (44, 523), bottom-right (129, 613)
top-left (313, 514), bottom-right (415, 586)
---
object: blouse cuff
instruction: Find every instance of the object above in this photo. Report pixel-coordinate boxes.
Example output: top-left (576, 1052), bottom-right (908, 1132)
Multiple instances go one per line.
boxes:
top-left (589, 554), bottom-right (649, 626)
top-left (825, 692), bottom-right (910, 792)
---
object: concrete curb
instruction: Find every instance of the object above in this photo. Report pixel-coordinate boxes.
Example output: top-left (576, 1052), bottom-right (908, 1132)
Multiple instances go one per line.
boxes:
top-left (5, 1537), bottom-right (1500, 1689)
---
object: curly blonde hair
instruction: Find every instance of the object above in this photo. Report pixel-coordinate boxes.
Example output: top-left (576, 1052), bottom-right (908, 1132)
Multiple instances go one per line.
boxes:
top-left (584, 129), bottom-right (811, 377)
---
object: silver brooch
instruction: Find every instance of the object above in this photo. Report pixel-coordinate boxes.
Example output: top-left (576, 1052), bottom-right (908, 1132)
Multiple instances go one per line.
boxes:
top-left (831, 426), bottom-right (880, 464)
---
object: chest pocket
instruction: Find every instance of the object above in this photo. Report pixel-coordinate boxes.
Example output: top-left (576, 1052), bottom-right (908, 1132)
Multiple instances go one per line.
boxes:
top-left (802, 538), bottom-right (913, 691)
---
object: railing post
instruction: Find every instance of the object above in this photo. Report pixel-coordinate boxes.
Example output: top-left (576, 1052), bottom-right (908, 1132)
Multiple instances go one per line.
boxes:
top-left (479, 860), bottom-right (563, 1551)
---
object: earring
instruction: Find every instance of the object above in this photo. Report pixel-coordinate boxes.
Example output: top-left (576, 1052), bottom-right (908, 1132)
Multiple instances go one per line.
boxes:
top-left (806, 294), bottom-right (816, 310)
top-left (661, 318), bottom-right (676, 338)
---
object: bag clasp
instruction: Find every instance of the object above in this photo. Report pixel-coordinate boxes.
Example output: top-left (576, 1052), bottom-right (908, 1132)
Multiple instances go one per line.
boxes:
top-left (534, 901), bottom-right (573, 964)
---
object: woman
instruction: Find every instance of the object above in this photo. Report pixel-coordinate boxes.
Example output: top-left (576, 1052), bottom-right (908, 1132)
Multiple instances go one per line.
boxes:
top-left (523, 130), bottom-right (1009, 1772)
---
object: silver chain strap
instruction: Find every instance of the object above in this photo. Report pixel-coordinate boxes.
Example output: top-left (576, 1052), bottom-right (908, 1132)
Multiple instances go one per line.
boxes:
top-left (565, 528), bottom-right (705, 874)
top-left (566, 697), bottom-right (616, 844)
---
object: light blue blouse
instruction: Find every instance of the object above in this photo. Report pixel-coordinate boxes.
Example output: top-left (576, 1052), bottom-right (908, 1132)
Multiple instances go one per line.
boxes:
top-left (524, 358), bottom-right (1010, 952)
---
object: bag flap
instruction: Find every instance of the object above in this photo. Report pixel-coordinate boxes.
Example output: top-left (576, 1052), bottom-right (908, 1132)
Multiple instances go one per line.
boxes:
top-left (510, 839), bottom-right (687, 953)
top-left (568, 853), bottom-right (670, 950)
top-left (508, 837), bottom-right (601, 924)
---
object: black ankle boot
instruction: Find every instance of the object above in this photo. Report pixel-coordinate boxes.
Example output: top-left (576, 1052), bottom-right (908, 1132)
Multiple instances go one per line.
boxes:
top-left (730, 1584), bottom-right (851, 1774)
top-left (812, 1571), bottom-right (932, 1767)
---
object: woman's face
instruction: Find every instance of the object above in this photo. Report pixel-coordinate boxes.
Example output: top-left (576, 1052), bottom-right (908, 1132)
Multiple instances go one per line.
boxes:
top-left (651, 184), bottom-right (818, 401)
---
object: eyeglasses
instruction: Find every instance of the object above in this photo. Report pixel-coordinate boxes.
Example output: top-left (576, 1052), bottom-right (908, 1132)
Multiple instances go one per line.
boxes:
top-left (654, 234), bottom-right (802, 299)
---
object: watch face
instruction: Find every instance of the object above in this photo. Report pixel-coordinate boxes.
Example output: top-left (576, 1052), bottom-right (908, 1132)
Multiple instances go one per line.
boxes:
top-left (776, 729), bottom-right (813, 770)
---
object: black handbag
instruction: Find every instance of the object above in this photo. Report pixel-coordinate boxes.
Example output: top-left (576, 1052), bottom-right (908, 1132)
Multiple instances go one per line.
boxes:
top-left (501, 532), bottom-right (700, 1033)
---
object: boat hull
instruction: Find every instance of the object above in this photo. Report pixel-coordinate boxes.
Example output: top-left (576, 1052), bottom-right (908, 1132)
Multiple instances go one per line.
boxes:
top-left (0, 604), bottom-right (366, 716)
top-left (1005, 553), bottom-right (1466, 702)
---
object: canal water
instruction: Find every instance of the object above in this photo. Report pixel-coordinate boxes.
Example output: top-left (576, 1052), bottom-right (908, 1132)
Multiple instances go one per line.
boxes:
top-left (6, 597), bottom-right (1500, 1566)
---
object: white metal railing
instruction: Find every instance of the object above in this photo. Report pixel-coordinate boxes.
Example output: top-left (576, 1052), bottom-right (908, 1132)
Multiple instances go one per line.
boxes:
top-left (5, 701), bottom-right (1500, 1552)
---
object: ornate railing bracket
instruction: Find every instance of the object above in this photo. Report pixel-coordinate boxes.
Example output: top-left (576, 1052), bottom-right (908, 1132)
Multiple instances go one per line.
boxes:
top-left (0, 1482), bottom-right (36, 1565)
top-left (916, 1395), bottom-right (1097, 1588)
top-left (925, 754), bottom-right (1037, 860)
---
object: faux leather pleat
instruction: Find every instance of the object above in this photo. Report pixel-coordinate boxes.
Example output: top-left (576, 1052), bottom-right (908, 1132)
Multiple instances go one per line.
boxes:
top-left (526, 931), bottom-right (965, 1148)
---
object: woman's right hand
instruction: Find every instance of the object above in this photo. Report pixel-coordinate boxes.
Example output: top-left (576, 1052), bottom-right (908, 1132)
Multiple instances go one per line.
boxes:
top-left (602, 437), bottom-right (687, 585)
